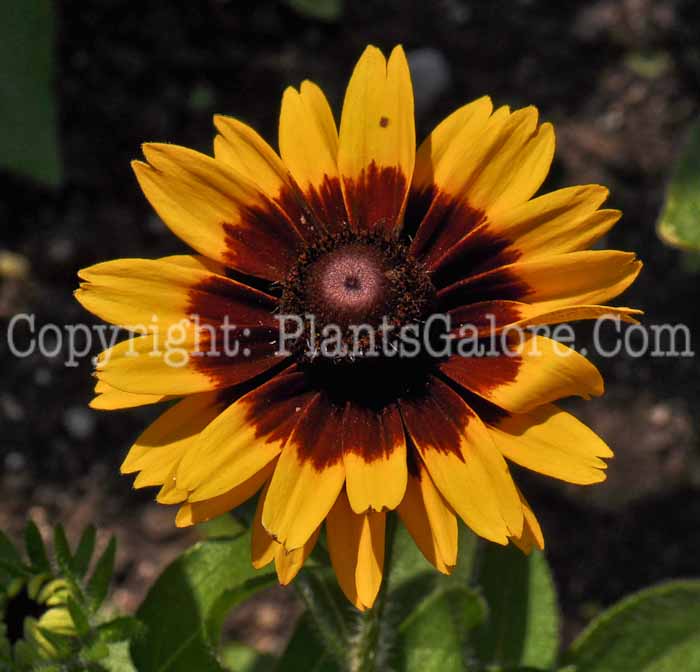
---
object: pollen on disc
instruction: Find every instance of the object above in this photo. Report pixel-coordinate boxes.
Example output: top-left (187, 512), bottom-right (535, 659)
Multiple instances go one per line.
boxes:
top-left (308, 244), bottom-right (388, 324)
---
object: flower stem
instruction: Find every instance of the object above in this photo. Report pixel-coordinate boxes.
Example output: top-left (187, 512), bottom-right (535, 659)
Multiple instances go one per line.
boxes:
top-left (348, 514), bottom-right (398, 672)
top-left (349, 600), bottom-right (383, 672)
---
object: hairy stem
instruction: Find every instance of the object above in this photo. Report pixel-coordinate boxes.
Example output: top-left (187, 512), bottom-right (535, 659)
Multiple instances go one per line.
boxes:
top-left (348, 515), bottom-right (398, 672)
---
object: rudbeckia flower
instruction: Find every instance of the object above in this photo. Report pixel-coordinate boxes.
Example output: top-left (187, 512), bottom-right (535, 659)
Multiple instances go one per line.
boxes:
top-left (76, 45), bottom-right (641, 610)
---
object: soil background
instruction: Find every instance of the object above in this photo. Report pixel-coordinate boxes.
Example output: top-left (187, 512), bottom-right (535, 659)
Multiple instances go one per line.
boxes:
top-left (2, 0), bottom-right (700, 656)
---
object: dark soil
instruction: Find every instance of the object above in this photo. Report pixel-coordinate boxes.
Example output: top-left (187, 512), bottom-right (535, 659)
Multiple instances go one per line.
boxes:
top-left (2, 0), bottom-right (700, 654)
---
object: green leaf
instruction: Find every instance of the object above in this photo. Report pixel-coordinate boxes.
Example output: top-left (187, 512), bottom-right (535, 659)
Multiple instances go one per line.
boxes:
top-left (24, 521), bottom-right (51, 572)
top-left (86, 537), bottom-right (116, 611)
top-left (99, 641), bottom-right (139, 672)
top-left (395, 586), bottom-right (484, 672)
top-left (283, 0), bottom-right (343, 22)
top-left (276, 612), bottom-right (341, 672)
top-left (66, 596), bottom-right (91, 638)
top-left (0, 530), bottom-right (21, 564)
top-left (219, 641), bottom-right (276, 672)
top-left (97, 617), bottom-right (145, 644)
top-left (385, 518), bottom-right (479, 614)
top-left (53, 525), bottom-right (73, 576)
top-left (474, 545), bottom-right (559, 670)
top-left (82, 639), bottom-right (111, 663)
top-left (73, 525), bottom-right (97, 579)
top-left (197, 514), bottom-right (245, 540)
top-left (658, 117), bottom-right (700, 250)
top-left (131, 532), bottom-right (276, 672)
top-left (0, 558), bottom-right (27, 579)
top-left (292, 568), bottom-right (349, 667)
top-left (384, 521), bottom-right (485, 672)
top-left (562, 580), bottom-right (700, 671)
top-left (0, 530), bottom-right (24, 580)
top-left (0, 1), bottom-right (62, 186)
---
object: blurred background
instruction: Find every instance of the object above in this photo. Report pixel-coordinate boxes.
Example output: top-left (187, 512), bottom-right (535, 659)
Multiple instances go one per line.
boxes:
top-left (1, 0), bottom-right (700, 653)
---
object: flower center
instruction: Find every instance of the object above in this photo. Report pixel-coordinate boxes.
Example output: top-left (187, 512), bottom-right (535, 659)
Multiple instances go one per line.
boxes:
top-left (307, 243), bottom-right (389, 328)
top-left (280, 229), bottom-right (435, 364)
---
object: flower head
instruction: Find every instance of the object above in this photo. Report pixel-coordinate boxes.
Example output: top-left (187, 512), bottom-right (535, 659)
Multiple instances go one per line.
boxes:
top-left (76, 45), bottom-right (641, 610)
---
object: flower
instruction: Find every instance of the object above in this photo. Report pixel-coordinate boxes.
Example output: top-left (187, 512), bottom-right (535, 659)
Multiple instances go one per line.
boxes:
top-left (75, 45), bottom-right (641, 610)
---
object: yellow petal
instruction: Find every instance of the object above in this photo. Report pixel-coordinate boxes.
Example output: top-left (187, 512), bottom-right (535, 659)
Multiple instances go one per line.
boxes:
top-left (488, 403), bottom-right (612, 485)
top-left (95, 334), bottom-right (207, 395)
top-left (213, 115), bottom-right (291, 201)
top-left (158, 253), bottom-right (227, 274)
top-left (133, 143), bottom-right (302, 280)
top-left (156, 463), bottom-right (189, 505)
top-left (440, 334), bottom-right (603, 414)
top-left (468, 108), bottom-right (554, 213)
top-left (214, 115), bottom-right (322, 239)
top-left (511, 303), bottom-right (642, 329)
top-left (275, 528), bottom-right (319, 585)
top-left (412, 96), bottom-right (493, 195)
top-left (490, 185), bottom-right (615, 259)
top-left (121, 392), bottom-right (225, 493)
top-left (397, 465), bottom-right (457, 574)
top-left (279, 81), bottom-right (347, 231)
top-left (343, 403), bottom-right (407, 513)
top-left (448, 301), bottom-right (642, 338)
top-left (177, 372), bottom-right (315, 501)
top-left (338, 45), bottom-right (415, 234)
top-left (510, 488), bottom-right (545, 554)
top-left (411, 106), bottom-right (552, 256)
top-left (400, 377), bottom-right (522, 544)
top-left (252, 479), bottom-right (320, 583)
top-left (251, 483), bottom-right (276, 569)
top-left (500, 238), bottom-right (639, 309)
top-left (327, 491), bottom-right (385, 611)
top-left (427, 187), bottom-right (620, 283)
top-left (440, 250), bottom-right (642, 313)
top-left (408, 104), bottom-right (512, 263)
top-left (416, 103), bottom-right (508, 206)
top-left (175, 461), bottom-right (274, 527)
top-left (76, 256), bottom-right (276, 330)
top-left (90, 379), bottom-right (170, 410)
top-left (262, 395), bottom-right (345, 551)
top-left (95, 333), bottom-right (278, 396)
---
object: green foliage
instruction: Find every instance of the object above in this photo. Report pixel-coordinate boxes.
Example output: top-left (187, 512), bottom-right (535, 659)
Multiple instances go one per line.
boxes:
top-left (283, 0), bottom-right (344, 22)
top-left (277, 521), bottom-right (485, 672)
top-left (292, 568), bottom-right (349, 668)
top-left (0, 1), bottom-right (62, 187)
top-left (474, 544), bottom-right (559, 670)
top-left (0, 522), bottom-right (136, 671)
top-left (87, 538), bottom-right (117, 611)
top-left (385, 522), bottom-right (484, 672)
top-left (219, 641), bottom-right (276, 672)
top-left (98, 642), bottom-right (139, 672)
top-left (562, 580), bottom-right (700, 671)
top-left (277, 611), bottom-right (340, 672)
top-left (658, 117), bottom-right (700, 250)
top-left (52, 527), bottom-right (73, 577)
top-left (197, 514), bottom-right (245, 540)
top-left (6, 516), bottom-right (700, 672)
top-left (73, 526), bottom-right (97, 579)
top-left (0, 531), bottom-right (23, 581)
top-left (24, 522), bottom-right (50, 573)
top-left (395, 587), bottom-right (483, 672)
top-left (131, 532), bottom-right (277, 672)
